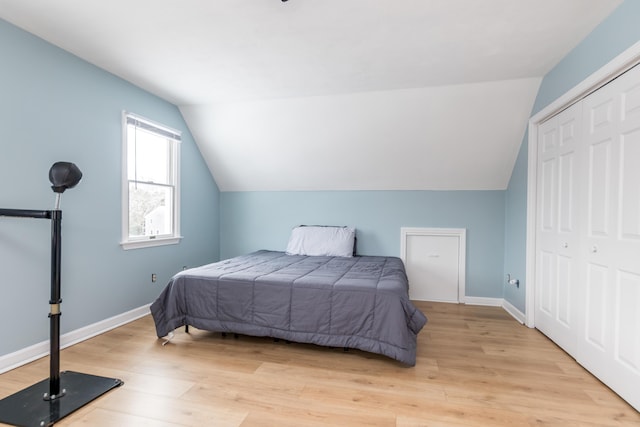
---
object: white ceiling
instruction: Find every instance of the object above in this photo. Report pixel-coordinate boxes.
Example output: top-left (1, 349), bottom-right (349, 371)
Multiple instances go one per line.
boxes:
top-left (0, 0), bottom-right (623, 191)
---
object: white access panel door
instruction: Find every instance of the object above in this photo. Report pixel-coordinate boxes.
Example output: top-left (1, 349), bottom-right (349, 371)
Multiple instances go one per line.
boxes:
top-left (401, 228), bottom-right (466, 303)
top-left (580, 63), bottom-right (640, 411)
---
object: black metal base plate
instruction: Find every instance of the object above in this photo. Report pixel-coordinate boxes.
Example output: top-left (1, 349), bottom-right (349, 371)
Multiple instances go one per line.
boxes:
top-left (0, 371), bottom-right (123, 427)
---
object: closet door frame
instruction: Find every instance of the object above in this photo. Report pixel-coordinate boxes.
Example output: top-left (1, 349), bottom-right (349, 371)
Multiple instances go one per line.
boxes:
top-left (525, 40), bottom-right (640, 328)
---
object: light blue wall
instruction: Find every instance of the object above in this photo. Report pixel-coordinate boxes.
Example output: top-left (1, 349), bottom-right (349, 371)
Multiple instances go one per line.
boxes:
top-left (503, 134), bottom-right (528, 312)
top-left (221, 190), bottom-right (506, 299)
top-left (0, 19), bottom-right (220, 356)
top-left (502, 0), bottom-right (640, 313)
top-left (531, 0), bottom-right (640, 115)
top-left (5, 0), bottom-right (638, 359)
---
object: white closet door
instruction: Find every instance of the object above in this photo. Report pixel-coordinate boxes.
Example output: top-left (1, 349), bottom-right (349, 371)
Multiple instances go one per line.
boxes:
top-left (535, 102), bottom-right (582, 357)
top-left (580, 73), bottom-right (617, 381)
top-left (535, 115), bottom-right (558, 334)
top-left (580, 63), bottom-right (640, 410)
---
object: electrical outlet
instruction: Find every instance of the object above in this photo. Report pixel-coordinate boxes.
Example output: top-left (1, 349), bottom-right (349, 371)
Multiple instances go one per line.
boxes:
top-left (151, 273), bottom-right (157, 283)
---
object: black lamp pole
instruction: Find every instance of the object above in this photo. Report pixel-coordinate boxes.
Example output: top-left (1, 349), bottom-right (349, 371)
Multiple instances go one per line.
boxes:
top-left (48, 208), bottom-right (62, 401)
top-left (0, 162), bottom-right (122, 427)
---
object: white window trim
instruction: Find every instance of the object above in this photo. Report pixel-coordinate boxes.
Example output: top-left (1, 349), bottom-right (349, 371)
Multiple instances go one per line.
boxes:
top-left (120, 111), bottom-right (182, 250)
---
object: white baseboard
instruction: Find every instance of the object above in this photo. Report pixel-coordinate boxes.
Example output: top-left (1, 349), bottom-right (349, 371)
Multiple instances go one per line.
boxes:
top-left (465, 296), bottom-right (526, 324)
top-left (463, 296), bottom-right (503, 306)
top-left (0, 304), bottom-right (150, 374)
top-left (502, 299), bottom-right (526, 324)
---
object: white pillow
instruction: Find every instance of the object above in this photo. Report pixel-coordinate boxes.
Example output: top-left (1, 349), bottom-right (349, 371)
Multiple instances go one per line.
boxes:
top-left (285, 226), bottom-right (356, 257)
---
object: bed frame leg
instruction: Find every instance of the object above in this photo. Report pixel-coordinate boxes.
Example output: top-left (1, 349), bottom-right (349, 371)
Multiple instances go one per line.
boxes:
top-left (343, 347), bottom-right (349, 352)
top-left (185, 325), bottom-right (189, 334)
top-left (219, 332), bottom-right (238, 339)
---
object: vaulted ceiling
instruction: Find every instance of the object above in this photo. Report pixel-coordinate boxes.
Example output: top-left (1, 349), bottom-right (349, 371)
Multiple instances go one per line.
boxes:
top-left (0, 0), bottom-right (622, 191)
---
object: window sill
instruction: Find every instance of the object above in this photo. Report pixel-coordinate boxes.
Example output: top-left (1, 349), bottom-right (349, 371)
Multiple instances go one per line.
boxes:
top-left (120, 236), bottom-right (183, 251)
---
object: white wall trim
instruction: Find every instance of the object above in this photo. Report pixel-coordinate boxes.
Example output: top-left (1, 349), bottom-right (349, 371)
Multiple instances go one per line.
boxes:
top-left (525, 121), bottom-right (539, 328)
top-left (502, 299), bottom-right (526, 324)
top-left (525, 39), bottom-right (640, 328)
top-left (0, 304), bottom-right (150, 374)
top-left (400, 227), bottom-right (466, 303)
top-left (464, 296), bottom-right (503, 307)
top-left (419, 297), bottom-right (524, 323)
top-left (468, 297), bottom-right (525, 323)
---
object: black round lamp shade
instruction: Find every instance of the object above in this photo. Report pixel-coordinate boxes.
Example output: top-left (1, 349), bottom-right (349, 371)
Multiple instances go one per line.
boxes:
top-left (49, 162), bottom-right (83, 193)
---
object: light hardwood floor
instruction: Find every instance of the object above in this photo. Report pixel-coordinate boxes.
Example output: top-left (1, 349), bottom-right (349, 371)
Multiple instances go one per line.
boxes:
top-left (1, 301), bottom-right (638, 426)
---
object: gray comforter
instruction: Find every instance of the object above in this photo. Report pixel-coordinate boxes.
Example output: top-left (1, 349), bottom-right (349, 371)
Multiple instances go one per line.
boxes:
top-left (150, 250), bottom-right (427, 365)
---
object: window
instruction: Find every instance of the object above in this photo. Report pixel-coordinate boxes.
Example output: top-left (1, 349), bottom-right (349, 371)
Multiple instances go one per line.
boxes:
top-left (121, 112), bottom-right (181, 250)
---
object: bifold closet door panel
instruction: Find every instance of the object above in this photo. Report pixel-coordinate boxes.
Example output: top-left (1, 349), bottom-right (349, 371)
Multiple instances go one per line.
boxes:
top-left (580, 75), bottom-right (617, 380)
top-left (535, 102), bottom-right (582, 358)
top-left (535, 115), bottom-right (558, 340)
top-left (580, 63), bottom-right (640, 411)
top-left (602, 63), bottom-right (640, 410)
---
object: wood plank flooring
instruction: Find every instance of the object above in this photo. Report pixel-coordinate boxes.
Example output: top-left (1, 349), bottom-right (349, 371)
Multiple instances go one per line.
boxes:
top-left (1, 301), bottom-right (638, 426)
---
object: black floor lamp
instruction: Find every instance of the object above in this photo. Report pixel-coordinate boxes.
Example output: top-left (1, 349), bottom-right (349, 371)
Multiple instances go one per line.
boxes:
top-left (0, 162), bottom-right (123, 427)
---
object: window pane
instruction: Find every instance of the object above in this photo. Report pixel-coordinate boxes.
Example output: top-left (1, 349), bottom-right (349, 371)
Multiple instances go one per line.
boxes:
top-left (127, 125), bottom-right (171, 184)
top-left (128, 182), bottom-right (173, 238)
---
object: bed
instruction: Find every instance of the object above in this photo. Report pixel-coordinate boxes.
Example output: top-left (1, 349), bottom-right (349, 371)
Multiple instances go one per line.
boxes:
top-left (150, 227), bottom-right (427, 366)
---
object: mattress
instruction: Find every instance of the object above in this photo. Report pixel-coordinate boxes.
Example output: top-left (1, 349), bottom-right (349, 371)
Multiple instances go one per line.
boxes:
top-left (150, 250), bottom-right (427, 365)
